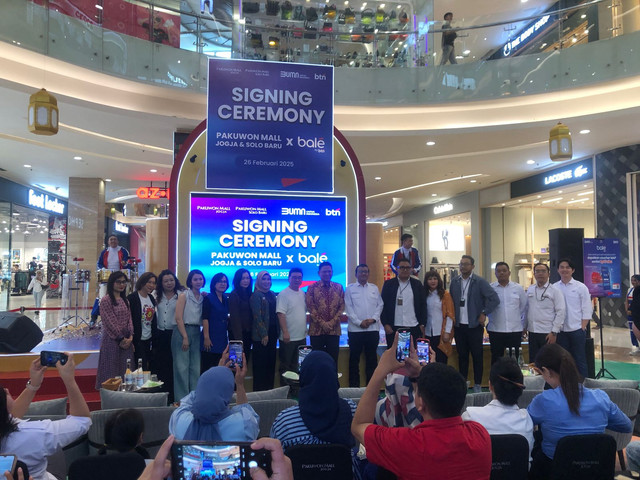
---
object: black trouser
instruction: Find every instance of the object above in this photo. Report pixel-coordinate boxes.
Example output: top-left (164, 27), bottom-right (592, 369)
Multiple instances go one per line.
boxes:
top-left (425, 335), bottom-right (448, 364)
top-left (529, 449), bottom-right (553, 479)
top-left (243, 330), bottom-right (253, 363)
top-left (310, 334), bottom-right (340, 366)
top-left (253, 336), bottom-right (277, 391)
top-left (527, 332), bottom-right (549, 364)
top-left (155, 329), bottom-right (174, 403)
top-left (134, 338), bottom-right (153, 372)
top-left (385, 325), bottom-right (422, 350)
top-left (278, 338), bottom-right (306, 381)
top-left (201, 351), bottom-right (222, 373)
top-left (454, 324), bottom-right (484, 385)
top-left (348, 331), bottom-right (379, 387)
top-left (488, 331), bottom-right (522, 365)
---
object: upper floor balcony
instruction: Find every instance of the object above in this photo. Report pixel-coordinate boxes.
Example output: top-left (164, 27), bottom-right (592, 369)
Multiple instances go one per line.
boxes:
top-left (1, 0), bottom-right (639, 106)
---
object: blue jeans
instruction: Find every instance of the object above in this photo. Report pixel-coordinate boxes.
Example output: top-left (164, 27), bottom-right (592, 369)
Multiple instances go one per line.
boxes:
top-left (33, 290), bottom-right (45, 309)
top-left (171, 325), bottom-right (201, 401)
top-left (557, 328), bottom-right (587, 377)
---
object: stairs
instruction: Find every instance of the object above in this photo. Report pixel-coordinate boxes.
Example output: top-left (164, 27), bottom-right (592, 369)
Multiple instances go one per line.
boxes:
top-left (0, 368), bottom-right (101, 411)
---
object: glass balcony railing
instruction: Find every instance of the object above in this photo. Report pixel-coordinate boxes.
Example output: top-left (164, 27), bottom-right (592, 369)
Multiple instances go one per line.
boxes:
top-left (1, 0), bottom-right (639, 105)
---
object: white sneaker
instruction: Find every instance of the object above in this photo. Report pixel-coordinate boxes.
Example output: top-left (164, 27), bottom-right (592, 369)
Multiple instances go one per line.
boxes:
top-left (629, 346), bottom-right (640, 356)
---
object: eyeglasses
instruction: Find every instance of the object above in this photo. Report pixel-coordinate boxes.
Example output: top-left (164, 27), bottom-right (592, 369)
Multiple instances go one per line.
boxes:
top-left (459, 262), bottom-right (472, 267)
top-left (115, 280), bottom-right (127, 285)
top-left (398, 266), bottom-right (411, 270)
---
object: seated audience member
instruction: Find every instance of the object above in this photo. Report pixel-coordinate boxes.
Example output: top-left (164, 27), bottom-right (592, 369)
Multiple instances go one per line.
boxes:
top-left (462, 357), bottom-right (534, 458)
top-left (270, 351), bottom-right (358, 470)
top-left (375, 373), bottom-right (423, 428)
top-left (136, 435), bottom-right (293, 480)
top-left (626, 440), bottom-right (640, 473)
top-left (98, 408), bottom-right (149, 458)
top-left (169, 347), bottom-right (258, 442)
top-left (0, 356), bottom-right (91, 480)
top-left (351, 333), bottom-right (491, 480)
top-left (527, 343), bottom-right (632, 479)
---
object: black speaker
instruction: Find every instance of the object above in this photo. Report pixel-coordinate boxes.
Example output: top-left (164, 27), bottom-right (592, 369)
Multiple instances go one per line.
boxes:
top-left (0, 312), bottom-right (43, 353)
top-left (549, 228), bottom-right (585, 283)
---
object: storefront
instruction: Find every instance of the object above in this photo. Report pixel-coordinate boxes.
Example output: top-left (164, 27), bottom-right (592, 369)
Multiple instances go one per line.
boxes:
top-left (481, 158), bottom-right (594, 287)
top-left (0, 177), bottom-right (68, 310)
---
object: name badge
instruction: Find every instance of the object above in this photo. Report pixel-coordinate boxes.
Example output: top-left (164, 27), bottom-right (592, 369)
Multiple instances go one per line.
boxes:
top-left (397, 297), bottom-right (403, 306)
top-left (459, 298), bottom-right (466, 307)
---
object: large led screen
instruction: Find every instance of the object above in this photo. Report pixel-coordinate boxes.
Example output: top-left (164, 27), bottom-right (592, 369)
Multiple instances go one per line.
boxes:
top-left (190, 194), bottom-right (347, 292)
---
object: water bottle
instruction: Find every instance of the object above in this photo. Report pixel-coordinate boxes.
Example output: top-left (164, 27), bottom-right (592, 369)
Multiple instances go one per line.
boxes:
top-left (125, 359), bottom-right (133, 388)
top-left (518, 351), bottom-right (525, 368)
top-left (136, 358), bottom-right (144, 388)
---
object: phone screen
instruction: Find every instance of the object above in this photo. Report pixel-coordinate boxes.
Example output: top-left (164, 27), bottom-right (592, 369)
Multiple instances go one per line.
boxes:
top-left (298, 346), bottom-right (312, 370)
top-left (416, 339), bottom-right (430, 365)
top-left (396, 330), bottom-right (411, 362)
top-left (0, 455), bottom-right (16, 475)
top-left (171, 442), bottom-right (270, 480)
top-left (229, 342), bottom-right (243, 368)
top-left (40, 351), bottom-right (68, 367)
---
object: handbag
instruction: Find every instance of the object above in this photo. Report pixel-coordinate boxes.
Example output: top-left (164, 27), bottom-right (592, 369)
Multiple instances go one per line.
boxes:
top-left (304, 24), bottom-right (318, 39)
top-left (398, 9), bottom-right (409, 24)
top-left (293, 5), bottom-right (305, 20)
top-left (344, 7), bottom-right (355, 24)
top-left (266, 0), bottom-right (280, 16)
top-left (305, 6), bottom-right (318, 21)
top-left (360, 8), bottom-right (374, 25)
top-left (250, 32), bottom-right (264, 48)
top-left (375, 7), bottom-right (385, 23)
top-left (281, 1), bottom-right (293, 20)
top-left (323, 4), bottom-right (337, 20)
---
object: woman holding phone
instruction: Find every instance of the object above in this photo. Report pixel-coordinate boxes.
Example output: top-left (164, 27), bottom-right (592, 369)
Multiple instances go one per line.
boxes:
top-left (201, 273), bottom-right (230, 373)
top-left (229, 268), bottom-right (254, 358)
top-left (250, 271), bottom-right (279, 391)
top-left (96, 271), bottom-right (134, 389)
top-left (423, 270), bottom-right (455, 363)
top-left (173, 269), bottom-right (205, 402)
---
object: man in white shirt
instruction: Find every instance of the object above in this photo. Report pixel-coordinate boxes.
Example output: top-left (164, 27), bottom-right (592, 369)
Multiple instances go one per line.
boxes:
top-left (276, 268), bottom-right (307, 377)
top-left (523, 263), bottom-right (566, 363)
top-left (554, 258), bottom-right (592, 377)
top-left (345, 263), bottom-right (384, 387)
top-left (487, 262), bottom-right (527, 365)
top-left (381, 258), bottom-right (427, 349)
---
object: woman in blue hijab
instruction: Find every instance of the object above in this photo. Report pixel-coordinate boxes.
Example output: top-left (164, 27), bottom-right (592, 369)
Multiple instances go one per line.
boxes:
top-left (169, 346), bottom-right (259, 441)
top-left (270, 350), bottom-right (359, 474)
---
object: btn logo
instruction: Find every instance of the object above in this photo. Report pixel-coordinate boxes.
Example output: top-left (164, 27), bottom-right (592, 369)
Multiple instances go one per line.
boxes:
top-left (325, 208), bottom-right (341, 216)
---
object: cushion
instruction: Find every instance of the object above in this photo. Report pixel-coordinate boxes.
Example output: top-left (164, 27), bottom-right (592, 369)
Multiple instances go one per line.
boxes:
top-left (100, 389), bottom-right (168, 410)
top-left (583, 378), bottom-right (639, 390)
top-left (232, 386), bottom-right (290, 403)
top-left (338, 387), bottom-right (367, 399)
top-left (25, 397), bottom-right (67, 416)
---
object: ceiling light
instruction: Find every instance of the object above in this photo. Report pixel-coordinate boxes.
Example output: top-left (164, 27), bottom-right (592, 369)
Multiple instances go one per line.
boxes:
top-left (542, 197), bottom-right (563, 204)
top-left (571, 37), bottom-right (577, 43)
top-left (426, 141), bottom-right (435, 146)
top-left (501, 203), bottom-right (506, 206)
top-left (105, 178), bottom-right (112, 182)
top-left (577, 190), bottom-right (593, 196)
top-left (24, 164), bottom-right (31, 168)
top-left (95, 4), bottom-right (103, 9)
top-left (431, 193), bottom-right (437, 197)
top-left (558, 190), bottom-right (563, 193)
top-left (584, 29), bottom-right (589, 34)
top-left (380, 3), bottom-right (385, 7)
top-left (567, 199), bottom-right (587, 204)
top-left (581, 14), bottom-right (586, 18)
top-left (518, 200), bottom-right (522, 203)
top-left (470, 180), bottom-right (477, 183)
top-left (366, 174), bottom-right (482, 200)
top-left (537, 195), bottom-right (541, 198)
top-left (526, 159), bottom-right (535, 165)
top-left (374, 176), bottom-right (382, 181)
top-left (463, 49), bottom-right (470, 55)
top-left (579, 129), bottom-right (590, 134)
top-left (12, 213), bottom-right (19, 216)
top-left (28, 88), bottom-right (59, 136)
top-left (73, 156), bottom-right (82, 160)
top-left (150, 169), bottom-right (158, 173)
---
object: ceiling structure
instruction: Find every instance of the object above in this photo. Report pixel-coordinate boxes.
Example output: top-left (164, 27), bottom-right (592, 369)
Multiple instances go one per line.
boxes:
top-left (0, 0), bottom-right (636, 224)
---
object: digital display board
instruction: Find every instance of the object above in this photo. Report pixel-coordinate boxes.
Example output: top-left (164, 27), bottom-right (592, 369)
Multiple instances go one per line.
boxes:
top-left (206, 58), bottom-right (334, 193)
top-left (190, 194), bottom-right (347, 292)
top-left (583, 238), bottom-right (621, 298)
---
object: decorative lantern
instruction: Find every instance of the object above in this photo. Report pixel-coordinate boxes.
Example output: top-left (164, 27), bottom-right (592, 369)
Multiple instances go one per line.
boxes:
top-left (28, 88), bottom-right (59, 135)
top-left (549, 122), bottom-right (572, 161)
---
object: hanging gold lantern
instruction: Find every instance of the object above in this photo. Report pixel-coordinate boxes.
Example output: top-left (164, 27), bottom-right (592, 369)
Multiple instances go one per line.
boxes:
top-left (28, 88), bottom-right (59, 135)
top-left (549, 122), bottom-right (572, 161)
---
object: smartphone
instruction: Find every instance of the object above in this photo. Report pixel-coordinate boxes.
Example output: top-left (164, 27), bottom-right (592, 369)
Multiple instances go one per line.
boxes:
top-left (40, 351), bottom-right (68, 367)
top-left (396, 329), bottom-right (411, 362)
top-left (171, 441), bottom-right (271, 480)
top-left (228, 341), bottom-right (243, 369)
top-left (416, 338), bottom-right (430, 366)
top-left (0, 455), bottom-right (16, 476)
top-left (298, 345), bottom-right (313, 370)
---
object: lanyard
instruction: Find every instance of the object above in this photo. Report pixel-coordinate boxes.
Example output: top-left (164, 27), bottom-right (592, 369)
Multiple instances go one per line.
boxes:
top-left (536, 284), bottom-right (550, 301)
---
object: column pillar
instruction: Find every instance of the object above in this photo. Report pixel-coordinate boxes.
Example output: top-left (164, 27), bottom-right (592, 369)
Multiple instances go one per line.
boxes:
top-left (146, 218), bottom-right (169, 275)
top-left (366, 222), bottom-right (384, 289)
top-left (67, 178), bottom-right (105, 299)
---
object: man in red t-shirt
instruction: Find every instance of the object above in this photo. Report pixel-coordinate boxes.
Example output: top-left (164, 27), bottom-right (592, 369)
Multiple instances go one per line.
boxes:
top-left (352, 333), bottom-right (491, 480)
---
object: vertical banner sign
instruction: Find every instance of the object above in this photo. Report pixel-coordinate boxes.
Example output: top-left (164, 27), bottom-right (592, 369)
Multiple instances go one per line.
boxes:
top-left (583, 238), bottom-right (621, 298)
top-left (190, 194), bottom-right (347, 292)
top-left (206, 59), bottom-right (334, 193)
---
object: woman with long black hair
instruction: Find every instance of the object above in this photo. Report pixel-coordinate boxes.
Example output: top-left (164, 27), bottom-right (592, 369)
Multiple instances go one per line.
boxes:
top-left (527, 343), bottom-right (632, 478)
top-left (128, 271), bottom-right (158, 372)
top-left (96, 271), bottom-right (134, 389)
top-left (229, 268), bottom-right (254, 360)
top-left (156, 269), bottom-right (184, 402)
top-left (250, 271), bottom-right (279, 391)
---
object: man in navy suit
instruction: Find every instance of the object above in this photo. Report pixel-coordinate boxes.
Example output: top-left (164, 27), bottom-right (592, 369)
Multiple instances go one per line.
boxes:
top-left (450, 255), bottom-right (500, 392)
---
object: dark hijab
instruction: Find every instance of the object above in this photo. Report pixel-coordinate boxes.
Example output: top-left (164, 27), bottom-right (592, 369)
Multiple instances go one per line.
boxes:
top-left (298, 351), bottom-right (354, 447)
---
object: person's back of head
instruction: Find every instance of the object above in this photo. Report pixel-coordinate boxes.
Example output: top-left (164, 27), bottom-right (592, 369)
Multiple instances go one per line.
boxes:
top-left (535, 343), bottom-right (582, 415)
top-left (489, 357), bottom-right (524, 406)
top-left (417, 363), bottom-right (466, 419)
top-left (102, 408), bottom-right (145, 454)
